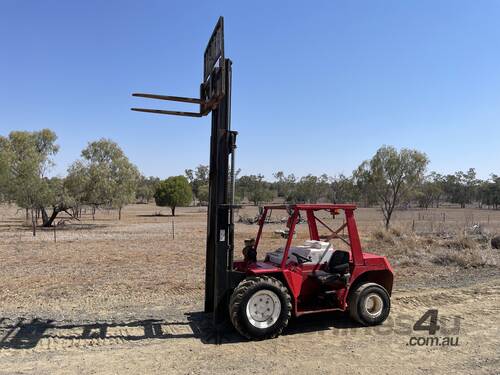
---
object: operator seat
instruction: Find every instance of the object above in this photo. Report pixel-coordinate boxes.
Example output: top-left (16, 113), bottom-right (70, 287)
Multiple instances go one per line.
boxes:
top-left (314, 250), bottom-right (350, 287)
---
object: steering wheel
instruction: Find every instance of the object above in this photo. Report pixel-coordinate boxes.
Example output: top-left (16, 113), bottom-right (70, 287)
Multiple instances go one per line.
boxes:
top-left (292, 252), bottom-right (311, 264)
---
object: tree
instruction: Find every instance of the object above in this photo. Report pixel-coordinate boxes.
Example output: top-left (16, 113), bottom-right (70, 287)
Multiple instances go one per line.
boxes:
top-left (416, 181), bottom-right (438, 209)
top-left (329, 174), bottom-right (358, 203)
top-left (197, 184), bottom-right (209, 205)
top-left (65, 160), bottom-right (89, 218)
top-left (428, 172), bottom-right (445, 208)
top-left (111, 159), bottom-right (140, 220)
top-left (70, 139), bottom-right (140, 220)
top-left (0, 130), bottom-right (60, 232)
top-left (0, 137), bottom-right (12, 202)
top-left (352, 165), bottom-right (378, 207)
top-left (354, 146), bottom-right (428, 229)
top-left (273, 171), bottom-right (297, 198)
top-left (154, 176), bottom-right (192, 216)
top-left (442, 169), bottom-right (479, 208)
top-left (237, 174), bottom-right (273, 205)
top-left (415, 173), bottom-right (445, 209)
top-left (286, 174), bottom-right (329, 203)
top-left (136, 175), bottom-right (160, 204)
top-left (185, 164), bottom-right (209, 201)
top-left (478, 174), bottom-right (500, 209)
top-left (40, 177), bottom-right (77, 227)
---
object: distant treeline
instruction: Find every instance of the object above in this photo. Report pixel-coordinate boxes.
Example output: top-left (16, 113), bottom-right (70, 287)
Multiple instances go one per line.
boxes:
top-left (182, 159), bottom-right (499, 228)
top-left (184, 164), bottom-right (499, 210)
top-left (1, 129), bottom-right (499, 232)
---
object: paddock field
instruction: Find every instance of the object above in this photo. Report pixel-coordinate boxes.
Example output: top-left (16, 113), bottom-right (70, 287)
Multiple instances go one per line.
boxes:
top-left (0, 203), bottom-right (498, 374)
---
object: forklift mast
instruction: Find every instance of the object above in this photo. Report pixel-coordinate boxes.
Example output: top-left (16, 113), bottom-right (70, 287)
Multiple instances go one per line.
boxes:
top-left (131, 17), bottom-right (237, 324)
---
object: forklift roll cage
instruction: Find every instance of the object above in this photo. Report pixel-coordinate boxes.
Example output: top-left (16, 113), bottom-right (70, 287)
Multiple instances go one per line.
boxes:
top-left (254, 204), bottom-right (365, 269)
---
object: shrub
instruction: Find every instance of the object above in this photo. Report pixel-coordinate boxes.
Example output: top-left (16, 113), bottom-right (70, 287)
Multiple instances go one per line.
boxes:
top-left (443, 236), bottom-right (476, 250)
top-left (154, 176), bottom-right (192, 216)
top-left (432, 248), bottom-right (490, 268)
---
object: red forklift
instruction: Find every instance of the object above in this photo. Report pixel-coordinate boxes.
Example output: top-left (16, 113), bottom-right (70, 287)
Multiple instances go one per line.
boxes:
top-left (132, 17), bottom-right (393, 340)
top-left (229, 204), bottom-right (393, 339)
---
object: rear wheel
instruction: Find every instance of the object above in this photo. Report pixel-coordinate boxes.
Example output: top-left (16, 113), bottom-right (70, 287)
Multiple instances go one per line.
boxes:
top-left (348, 282), bottom-right (390, 326)
top-left (229, 276), bottom-right (291, 340)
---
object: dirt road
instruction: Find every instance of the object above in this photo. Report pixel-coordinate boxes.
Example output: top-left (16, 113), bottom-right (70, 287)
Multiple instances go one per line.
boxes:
top-left (0, 276), bottom-right (498, 374)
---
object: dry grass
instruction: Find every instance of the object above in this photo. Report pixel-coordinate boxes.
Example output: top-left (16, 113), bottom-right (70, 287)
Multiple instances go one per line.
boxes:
top-left (432, 248), bottom-right (492, 268)
top-left (367, 226), bottom-right (498, 269)
top-left (443, 235), bottom-right (476, 250)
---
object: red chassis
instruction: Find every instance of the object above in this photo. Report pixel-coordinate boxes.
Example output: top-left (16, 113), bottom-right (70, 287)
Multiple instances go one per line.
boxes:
top-left (233, 204), bottom-right (394, 318)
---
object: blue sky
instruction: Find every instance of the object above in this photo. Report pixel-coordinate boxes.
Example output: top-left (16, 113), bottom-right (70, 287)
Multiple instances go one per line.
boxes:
top-left (1, 0), bottom-right (499, 180)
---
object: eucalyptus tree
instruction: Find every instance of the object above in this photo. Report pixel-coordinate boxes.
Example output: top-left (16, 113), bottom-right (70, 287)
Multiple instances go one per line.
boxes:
top-left (72, 139), bottom-right (140, 220)
top-left (354, 146), bottom-right (428, 229)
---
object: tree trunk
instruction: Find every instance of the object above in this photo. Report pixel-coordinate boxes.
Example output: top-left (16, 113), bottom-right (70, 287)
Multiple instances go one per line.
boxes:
top-left (118, 207), bottom-right (122, 220)
top-left (25, 208), bottom-right (29, 222)
top-left (92, 206), bottom-right (96, 220)
top-left (383, 205), bottom-right (393, 230)
top-left (41, 207), bottom-right (49, 225)
top-left (31, 208), bottom-right (36, 237)
top-left (41, 207), bottom-right (61, 227)
top-left (171, 206), bottom-right (176, 216)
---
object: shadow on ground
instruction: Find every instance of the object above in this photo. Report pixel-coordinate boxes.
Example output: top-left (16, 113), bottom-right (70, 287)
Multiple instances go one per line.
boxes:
top-left (40, 223), bottom-right (110, 231)
top-left (0, 318), bottom-right (195, 350)
top-left (136, 214), bottom-right (174, 218)
top-left (0, 311), bottom-right (361, 349)
top-left (189, 310), bottom-right (364, 344)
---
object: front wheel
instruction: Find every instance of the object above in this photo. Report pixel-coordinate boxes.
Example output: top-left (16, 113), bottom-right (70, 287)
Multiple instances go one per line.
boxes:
top-left (229, 276), bottom-right (292, 340)
top-left (348, 282), bottom-right (391, 326)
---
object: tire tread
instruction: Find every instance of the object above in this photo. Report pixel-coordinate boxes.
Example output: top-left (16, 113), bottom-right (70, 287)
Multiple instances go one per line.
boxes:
top-left (348, 282), bottom-right (390, 326)
top-left (229, 276), bottom-right (291, 340)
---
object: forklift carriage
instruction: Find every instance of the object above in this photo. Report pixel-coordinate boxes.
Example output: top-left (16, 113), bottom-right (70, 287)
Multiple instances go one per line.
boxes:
top-left (132, 17), bottom-right (394, 340)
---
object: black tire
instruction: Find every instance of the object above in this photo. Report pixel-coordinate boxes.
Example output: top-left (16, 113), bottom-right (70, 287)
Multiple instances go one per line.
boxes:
top-left (348, 282), bottom-right (390, 326)
top-left (229, 276), bottom-right (292, 340)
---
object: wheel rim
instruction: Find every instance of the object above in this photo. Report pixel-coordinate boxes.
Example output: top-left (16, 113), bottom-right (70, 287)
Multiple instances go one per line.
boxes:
top-left (364, 293), bottom-right (384, 318)
top-left (246, 289), bottom-right (281, 329)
